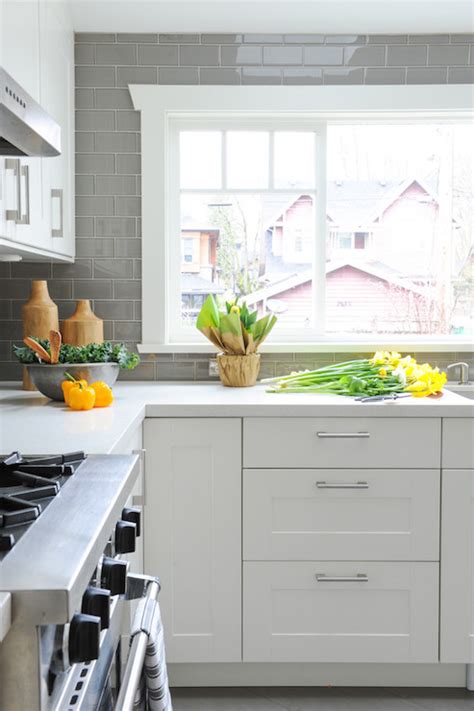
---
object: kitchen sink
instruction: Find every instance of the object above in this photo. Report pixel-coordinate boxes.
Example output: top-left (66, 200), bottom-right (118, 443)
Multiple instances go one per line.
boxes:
top-left (445, 384), bottom-right (474, 400)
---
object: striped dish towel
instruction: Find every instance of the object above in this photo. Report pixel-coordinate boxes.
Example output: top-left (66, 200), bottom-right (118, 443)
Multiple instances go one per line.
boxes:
top-left (132, 596), bottom-right (173, 711)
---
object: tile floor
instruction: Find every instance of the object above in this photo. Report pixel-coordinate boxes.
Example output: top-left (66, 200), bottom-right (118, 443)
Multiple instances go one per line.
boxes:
top-left (170, 686), bottom-right (474, 710)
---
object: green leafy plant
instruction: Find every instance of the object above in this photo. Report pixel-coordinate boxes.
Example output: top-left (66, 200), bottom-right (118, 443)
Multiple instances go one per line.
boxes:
top-left (13, 339), bottom-right (140, 370)
top-left (196, 295), bottom-right (276, 355)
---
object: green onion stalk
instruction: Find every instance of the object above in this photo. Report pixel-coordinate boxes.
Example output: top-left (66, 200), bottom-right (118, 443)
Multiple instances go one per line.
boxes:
top-left (262, 358), bottom-right (405, 397)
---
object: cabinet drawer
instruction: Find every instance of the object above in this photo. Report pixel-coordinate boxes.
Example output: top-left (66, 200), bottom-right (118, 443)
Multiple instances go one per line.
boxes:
top-left (243, 561), bottom-right (439, 663)
top-left (442, 419), bottom-right (474, 469)
top-left (244, 468), bottom-right (439, 561)
top-left (243, 418), bottom-right (440, 469)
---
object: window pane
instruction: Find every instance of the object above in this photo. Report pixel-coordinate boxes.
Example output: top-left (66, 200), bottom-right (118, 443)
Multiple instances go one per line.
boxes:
top-left (226, 132), bottom-right (269, 189)
top-left (274, 131), bottom-right (315, 189)
top-left (179, 192), bottom-right (315, 329)
top-left (180, 131), bottom-right (221, 189)
top-left (326, 123), bottom-right (474, 337)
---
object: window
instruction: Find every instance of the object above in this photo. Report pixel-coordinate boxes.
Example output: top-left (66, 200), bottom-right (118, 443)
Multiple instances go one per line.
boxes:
top-left (131, 85), bottom-right (473, 350)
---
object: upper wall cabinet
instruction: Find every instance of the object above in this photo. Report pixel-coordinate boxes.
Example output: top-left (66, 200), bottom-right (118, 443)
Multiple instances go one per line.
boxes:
top-left (0, 0), bottom-right (74, 262)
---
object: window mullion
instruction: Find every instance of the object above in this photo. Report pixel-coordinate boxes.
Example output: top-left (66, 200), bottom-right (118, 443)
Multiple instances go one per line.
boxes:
top-left (313, 126), bottom-right (327, 337)
top-left (221, 130), bottom-right (227, 191)
top-left (269, 131), bottom-right (274, 190)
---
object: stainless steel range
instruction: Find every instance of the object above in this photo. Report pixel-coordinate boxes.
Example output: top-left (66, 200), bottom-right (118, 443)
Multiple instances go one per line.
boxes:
top-left (0, 450), bottom-right (155, 710)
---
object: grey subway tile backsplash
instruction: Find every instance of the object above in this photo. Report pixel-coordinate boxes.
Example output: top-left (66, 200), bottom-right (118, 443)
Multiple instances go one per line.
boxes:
top-left (73, 280), bottom-right (113, 300)
top-left (159, 67), bottom-right (199, 84)
top-left (241, 67), bottom-right (282, 84)
top-left (75, 43), bottom-right (95, 64)
top-left (75, 110), bottom-right (115, 130)
top-left (75, 238), bottom-right (115, 258)
top-left (96, 43), bottom-right (137, 65)
top-left (179, 45), bottom-right (219, 66)
top-left (387, 45), bottom-right (427, 66)
top-left (116, 111), bottom-right (141, 130)
top-left (93, 259), bottom-right (134, 279)
top-left (344, 45), bottom-right (385, 66)
top-left (116, 66), bottom-right (158, 87)
top-left (0, 32), bottom-right (472, 381)
top-left (323, 67), bottom-right (365, 84)
top-left (200, 68), bottom-right (240, 85)
top-left (75, 66), bottom-right (116, 87)
top-left (138, 44), bottom-right (179, 66)
top-left (304, 46), bottom-right (343, 65)
top-left (95, 88), bottom-right (134, 109)
top-left (448, 66), bottom-right (474, 82)
top-left (428, 44), bottom-right (470, 65)
top-left (76, 153), bottom-right (115, 174)
top-left (366, 67), bottom-right (406, 84)
top-left (263, 46), bottom-right (303, 65)
top-left (282, 67), bottom-right (322, 85)
top-left (96, 217), bottom-right (136, 237)
top-left (407, 66), bottom-right (448, 83)
top-left (96, 176), bottom-right (137, 196)
top-left (221, 46), bottom-right (262, 65)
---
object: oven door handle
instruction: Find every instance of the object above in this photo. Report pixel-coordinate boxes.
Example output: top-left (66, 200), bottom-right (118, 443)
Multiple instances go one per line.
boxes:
top-left (115, 574), bottom-right (161, 711)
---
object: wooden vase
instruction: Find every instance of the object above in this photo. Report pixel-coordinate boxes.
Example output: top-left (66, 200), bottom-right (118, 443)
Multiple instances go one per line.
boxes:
top-left (61, 300), bottom-right (104, 346)
top-left (216, 353), bottom-right (261, 387)
top-left (22, 280), bottom-right (59, 391)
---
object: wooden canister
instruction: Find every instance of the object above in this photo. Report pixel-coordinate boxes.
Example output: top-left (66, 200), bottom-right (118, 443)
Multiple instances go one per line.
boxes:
top-left (22, 280), bottom-right (59, 390)
top-left (61, 300), bottom-right (104, 346)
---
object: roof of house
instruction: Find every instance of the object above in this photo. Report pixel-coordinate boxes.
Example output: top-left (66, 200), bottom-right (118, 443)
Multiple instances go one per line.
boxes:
top-left (181, 273), bottom-right (225, 295)
top-left (244, 259), bottom-right (429, 305)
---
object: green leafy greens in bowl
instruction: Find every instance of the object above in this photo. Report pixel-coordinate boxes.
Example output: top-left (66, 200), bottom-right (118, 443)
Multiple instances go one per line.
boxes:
top-left (13, 340), bottom-right (140, 370)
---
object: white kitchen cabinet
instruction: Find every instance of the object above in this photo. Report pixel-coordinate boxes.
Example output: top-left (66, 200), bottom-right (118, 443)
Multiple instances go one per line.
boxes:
top-left (244, 468), bottom-right (440, 561)
top-left (243, 561), bottom-right (439, 663)
top-left (144, 418), bottom-right (242, 663)
top-left (243, 418), bottom-right (441, 469)
top-left (440, 469), bottom-right (474, 662)
top-left (0, 0), bottom-right (40, 101)
top-left (39, 0), bottom-right (75, 259)
top-left (0, 0), bottom-right (74, 261)
top-left (442, 419), bottom-right (474, 469)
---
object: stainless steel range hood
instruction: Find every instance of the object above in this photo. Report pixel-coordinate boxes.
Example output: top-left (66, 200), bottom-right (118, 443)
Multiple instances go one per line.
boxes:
top-left (0, 67), bottom-right (61, 157)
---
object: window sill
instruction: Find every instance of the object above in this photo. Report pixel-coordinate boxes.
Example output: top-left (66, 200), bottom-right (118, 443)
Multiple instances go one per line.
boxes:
top-left (138, 341), bottom-right (474, 354)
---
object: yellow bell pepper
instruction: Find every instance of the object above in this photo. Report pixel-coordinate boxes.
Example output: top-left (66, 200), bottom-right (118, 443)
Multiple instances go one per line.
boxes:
top-left (90, 381), bottom-right (114, 408)
top-left (68, 382), bottom-right (96, 411)
top-left (62, 377), bottom-right (88, 405)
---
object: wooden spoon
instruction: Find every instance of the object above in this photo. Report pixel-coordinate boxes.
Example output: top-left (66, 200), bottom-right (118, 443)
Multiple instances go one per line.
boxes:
top-left (49, 330), bottom-right (62, 365)
top-left (23, 337), bottom-right (51, 363)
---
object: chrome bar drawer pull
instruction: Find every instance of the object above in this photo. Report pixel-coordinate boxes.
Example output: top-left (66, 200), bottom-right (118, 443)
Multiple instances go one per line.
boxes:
top-left (315, 574), bottom-right (369, 583)
top-left (51, 188), bottom-right (63, 237)
top-left (316, 432), bottom-right (370, 438)
top-left (316, 481), bottom-right (369, 489)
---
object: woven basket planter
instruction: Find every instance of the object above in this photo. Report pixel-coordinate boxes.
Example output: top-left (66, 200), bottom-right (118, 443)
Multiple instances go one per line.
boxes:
top-left (216, 353), bottom-right (261, 387)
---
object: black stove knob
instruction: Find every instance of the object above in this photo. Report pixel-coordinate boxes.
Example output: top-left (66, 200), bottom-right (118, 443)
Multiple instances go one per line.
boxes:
top-left (82, 587), bottom-right (110, 630)
top-left (122, 507), bottom-right (141, 537)
top-left (68, 613), bottom-right (101, 664)
top-left (101, 557), bottom-right (128, 596)
top-left (115, 520), bottom-right (136, 554)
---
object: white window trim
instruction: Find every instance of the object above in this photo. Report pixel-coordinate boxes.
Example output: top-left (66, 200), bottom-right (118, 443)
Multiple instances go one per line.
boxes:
top-left (129, 84), bottom-right (474, 354)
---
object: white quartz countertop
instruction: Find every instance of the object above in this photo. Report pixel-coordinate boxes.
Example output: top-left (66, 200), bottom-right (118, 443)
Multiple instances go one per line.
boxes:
top-left (1, 381), bottom-right (472, 455)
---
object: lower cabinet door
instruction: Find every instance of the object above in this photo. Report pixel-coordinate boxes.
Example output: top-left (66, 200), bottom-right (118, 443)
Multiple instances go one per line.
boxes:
top-left (440, 469), bottom-right (474, 662)
top-left (243, 561), bottom-right (439, 663)
top-left (144, 418), bottom-right (242, 663)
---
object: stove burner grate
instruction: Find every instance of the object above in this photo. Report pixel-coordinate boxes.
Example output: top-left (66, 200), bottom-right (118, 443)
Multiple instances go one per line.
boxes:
top-left (0, 451), bottom-right (86, 554)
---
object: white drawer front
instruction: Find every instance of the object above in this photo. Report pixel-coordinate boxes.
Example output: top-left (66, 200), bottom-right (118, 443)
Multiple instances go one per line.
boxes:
top-left (243, 418), bottom-right (441, 469)
top-left (442, 419), bottom-right (474, 469)
top-left (244, 468), bottom-right (440, 561)
top-left (243, 561), bottom-right (439, 663)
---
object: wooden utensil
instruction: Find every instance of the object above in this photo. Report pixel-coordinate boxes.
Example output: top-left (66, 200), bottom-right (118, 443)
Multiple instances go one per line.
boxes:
top-left (23, 337), bottom-right (51, 363)
top-left (49, 330), bottom-right (62, 364)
